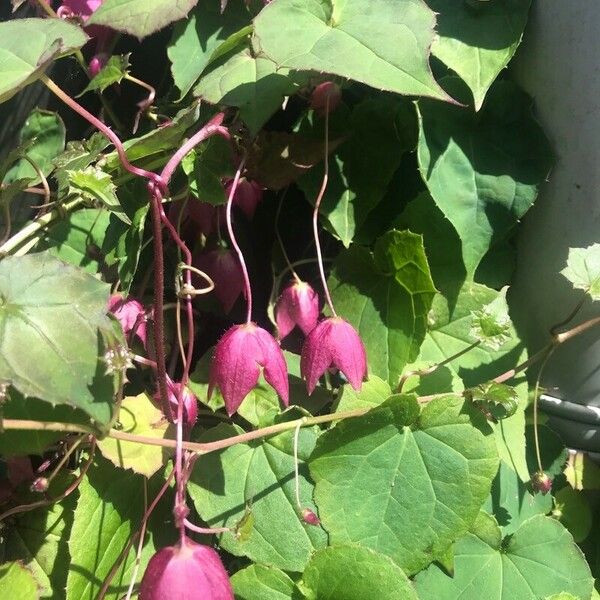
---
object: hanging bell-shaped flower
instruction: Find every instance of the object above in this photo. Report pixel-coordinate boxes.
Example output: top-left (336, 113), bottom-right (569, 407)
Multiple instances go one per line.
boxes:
top-left (224, 177), bottom-right (264, 220)
top-left (275, 280), bottom-right (320, 340)
top-left (107, 293), bottom-right (147, 346)
top-left (153, 375), bottom-right (198, 426)
top-left (194, 249), bottom-right (245, 314)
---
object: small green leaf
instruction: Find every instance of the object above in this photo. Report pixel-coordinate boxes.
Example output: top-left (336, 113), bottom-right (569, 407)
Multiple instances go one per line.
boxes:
top-left (253, 0), bottom-right (452, 101)
top-left (430, 0), bottom-right (532, 110)
top-left (334, 376), bottom-right (392, 413)
top-left (77, 54), bottom-right (130, 96)
top-left (231, 564), bottom-right (296, 600)
top-left (88, 0), bottom-right (199, 40)
top-left (414, 515), bottom-right (594, 600)
top-left (67, 167), bottom-right (131, 225)
top-left (310, 395), bottom-right (498, 575)
top-left (97, 394), bottom-right (172, 477)
top-left (469, 287), bottom-right (513, 350)
top-left (561, 244), bottom-right (600, 301)
top-left (565, 451), bottom-right (600, 491)
top-left (298, 545), bottom-right (418, 600)
top-left (555, 486), bottom-right (593, 543)
top-left (468, 381), bottom-right (519, 419)
top-left (0, 18), bottom-right (88, 104)
top-left (0, 562), bottom-right (39, 600)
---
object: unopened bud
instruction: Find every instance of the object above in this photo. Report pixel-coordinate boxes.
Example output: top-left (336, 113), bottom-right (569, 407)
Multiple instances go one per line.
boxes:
top-left (301, 508), bottom-right (320, 526)
top-left (31, 477), bottom-right (48, 493)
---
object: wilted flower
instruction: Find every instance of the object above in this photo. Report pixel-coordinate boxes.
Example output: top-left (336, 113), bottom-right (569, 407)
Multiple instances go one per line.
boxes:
top-left (139, 537), bottom-right (233, 600)
top-left (194, 249), bottom-right (244, 314)
top-left (107, 293), bottom-right (147, 346)
top-left (154, 375), bottom-right (198, 426)
top-left (209, 323), bottom-right (289, 415)
top-left (310, 81), bottom-right (342, 116)
top-left (300, 317), bottom-right (367, 394)
top-left (224, 178), bottom-right (264, 220)
top-left (275, 280), bottom-right (319, 339)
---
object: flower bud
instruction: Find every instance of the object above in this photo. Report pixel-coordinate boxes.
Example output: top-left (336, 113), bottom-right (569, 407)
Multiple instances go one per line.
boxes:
top-left (194, 249), bottom-right (244, 314)
top-left (224, 178), bottom-right (264, 220)
top-left (531, 470), bottom-right (553, 495)
top-left (154, 375), bottom-right (198, 426)
top-left (209, 323), bottom-right (289, 415)
top-left (310, 82), bottom-right (342, 116)
top-left (139, 537), bottom-right (233, 600)
top-left (107, 294), bottom-right (147, 346)
top-left (300, 317), bottom-right (367, 394)
top-left (88, 52), bottom-right (108, 77)
top-left (276, 281), bottom-right (320, 340)
top-left (301, 508), bottom-right (320, 526)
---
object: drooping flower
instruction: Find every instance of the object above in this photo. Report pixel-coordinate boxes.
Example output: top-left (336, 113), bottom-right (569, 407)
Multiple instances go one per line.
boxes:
top-left (194, 249), bottom-right (244, 314)
top-left (300, 317), bottom-right (367, 394)
top-left (187, 200), bottom-right (222, 237)
top-left (275, 280), bottom-right (320, 339)
top-left (224, 178), bottom-right (264, 220)
top-left (107, 294), bottom-right (147, 346)
top-left (310, 81), bottom-right (342, 116)
top-left (209, 323), bottom-right (289, 416)
top-left (139, 537), bottom-right (233, 600)
top-left (154, 375), bottom-right (198, 426)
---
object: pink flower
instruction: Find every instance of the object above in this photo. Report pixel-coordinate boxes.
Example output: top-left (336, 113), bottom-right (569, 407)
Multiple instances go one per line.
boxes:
top-left (187, 200), bottom-right (222, 237)
top-left (300, 317), bottom-right (367, 394)
top-left (209, 323), bottom-right (289, 416)
top-left (60, 0), bottom-right (103, 18)
top-left (531, 471), bottom-right (553, 495)
top-left (301, 508), bottom-right (320, 527)
top-left (139, 537), bottom-right (233, 600)
top-left (310, 82), bottom-right (342, 116)
top-left (88, 52), bottom-right (108, 77)
top-left (107, 293), bottom-right (147, 346)
top-left (154, 375), bottom-right (198, 426)
top-left (225, 178), bottom-right (264, 220)
top-left (275, 281), bottom-right (319, 339)
top-left (194, 249), bottom-right (244, 314)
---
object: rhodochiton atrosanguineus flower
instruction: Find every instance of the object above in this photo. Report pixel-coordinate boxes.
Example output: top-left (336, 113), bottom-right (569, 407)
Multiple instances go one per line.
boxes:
top-left (194, 249), bottom-right (245, 314)
top-left (139, 537), bottom-right (233, 600)
top-left (107, 293), bottom-right (147, 346)
top-left (531, 470), bottom-right (553, 495)
top-left (154, 375), bottom-right (198, 426)
top-left (224, 177), bottom-right (264, 219)
top-left (300, 317), bottom-right (367, 394)
top-left (310, 81), bottom-right (342, 116)
top-left (275, 280), bottom-right (320, 339)
top-left (209, 323), bottom-right (289, 415)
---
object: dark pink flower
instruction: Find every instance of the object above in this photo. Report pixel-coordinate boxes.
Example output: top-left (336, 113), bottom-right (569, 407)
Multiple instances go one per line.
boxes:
top-left (154, 375), bottom-right (198, 426)
top-left (88, 53), bottom-right (108, 77)
top-left (310, 82), bottom-right (342, 116)
top-left (225, 178), bottom-right (264, 220)
top-left (194, 249), bottom-right (244, 314)
top-left (300, 317), bottom-right (367, 394)
top-left (139, 537), bottom-right (233, 600)
top-left (209, 323), bottom-right (289, 416)
top-left (61, 0), bottom-right (102, 17)
top-left (531, 471), bottom-right (553, 495)
top-left (187, 200), bottom-right (222, 237)
top-left (107, 293), bottom-right (147, 346)
top-left (301, 508), bottom-right (320, 526)
top-left (276, 281), bottom-right (320, 339)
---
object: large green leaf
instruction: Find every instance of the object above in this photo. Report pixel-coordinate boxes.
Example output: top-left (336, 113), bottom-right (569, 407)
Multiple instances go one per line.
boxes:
top-left (0, 562), bottom-right (38, 600)
top-left (309, 395), bottom-right (499, 575)
top-left (415, 514), bottom-right (594, 600)
top-left (231, 565), bottom-right (296, 600)
top-left (0, 252), bottom-right (117, 425)
top-left (299, 97), bottom-right (413, 246)
top-left (168, 0), bottom-right (251, 98)
top-left (88, 0), bottom-right (199, 40)
top-left (195, 48), bottom-right (303, 134)
top-left (3, 109), bottom-right (65, 185)
top-left (328, 231), bottom-right (436, 386)
top-left (298, 545), bottom-right (418, 600)
top-left (0, 18), bottom-right (87, 104)
top-left (429, 0), bottom-right (531, 110)
top-left (417, 79), bottom-right (552, 277)
top-left (253, 0), bottom-right (451, 101)
top-left (561, 244), bottom-right (600, 301)
top-left (188, 424), bottom-right (327, 572)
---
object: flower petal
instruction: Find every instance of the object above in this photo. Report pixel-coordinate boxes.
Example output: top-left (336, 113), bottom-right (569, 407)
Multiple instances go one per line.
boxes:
top-left (253, 326), bottom-right (289, 405)
top-left (300, 319), bottom-right (335, 394)
top-left (329, 319), bottom-right (367, 391)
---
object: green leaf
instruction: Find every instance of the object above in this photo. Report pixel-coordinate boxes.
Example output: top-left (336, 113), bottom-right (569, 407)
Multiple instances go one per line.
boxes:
top-left (66, 456), bottom-right (171, 600)
top-left (168, 1), bottom-right (251, 98)
top-left (231, 564), bottom-right (296, 600)
top-left (429, 0), bottom-right (532, 110)
top-left (414, 515), bottom-right (594, 600)
top-left (0, 18), bottom-right (88, 104)
top-left (525, 424), bottom-right (568, 480)
top-left (195, 48), bottom-right (303, 134)
top-left (0, 252), bottom-right (117, 425)
top-left (188, 423), bottom-right (327, 571)
top-left (77, 54), bottom-right (130, 96)
top-left (328, 231), bottom-right (436, 386)
top-left (468, 381), bottom-right (519, 419)
top-left (417, 79), bottom-right (553, 277)
top-left (3, 109), bottom-right (65, 185)
top-left (0, 562), bottom-right (39, 600)
top-left (88, 0), bottom-right (199, 40)
top-left (97, 394), bottom-right (172, 477)
top-left (298, 545), bottom-right (418, 600)
top-left (469, 286), bottom-right (513, 350)
top-left (309, 395), bottom-right (499, 575)
top-left (555, 486), bottom-right (593, 543)
top-left (67, 167), bottom-right (131, 225)
top-left (299, 97), bottom-right (413, 246)
top-left (334, 375), bottom-right (392, 413)
top-left (36, 208), bottom-right (112, 274)
top-left (52, 133), bottom-right (109, 191)
top-left (561, 244), bottom-right (600, 301)
top-left (483, 461), bottom-right (552, 536)
top-left (253, 0), bottom-right (451, 101)
top-left (565, 451), bottom-right (600, 491)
